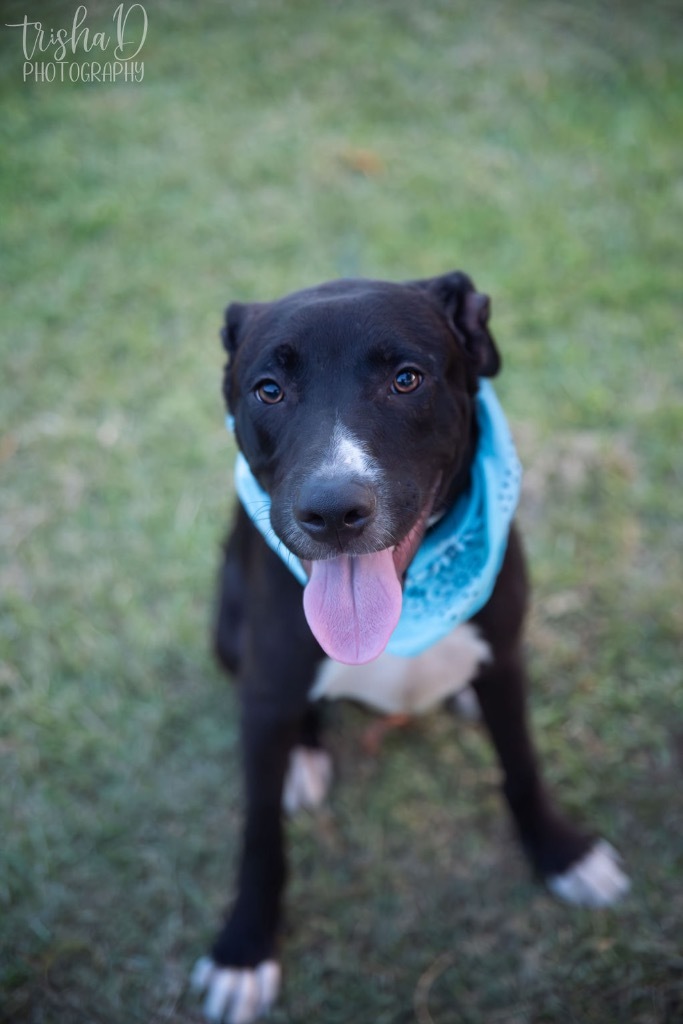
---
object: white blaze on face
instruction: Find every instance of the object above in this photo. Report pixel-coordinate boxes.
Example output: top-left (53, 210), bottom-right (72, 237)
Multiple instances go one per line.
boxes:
top-left (320, 419), bottom-right (380, 480)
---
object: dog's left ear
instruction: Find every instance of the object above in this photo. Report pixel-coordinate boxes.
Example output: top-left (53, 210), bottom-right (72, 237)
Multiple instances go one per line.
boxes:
top-left (416, 271), bottom-right (501, 377)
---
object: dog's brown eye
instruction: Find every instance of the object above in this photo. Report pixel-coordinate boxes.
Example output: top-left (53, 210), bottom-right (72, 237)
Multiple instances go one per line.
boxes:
top-left (392, 368), bottom-right (423, 394)
top-left (255, 380), bottom-right (284, 405)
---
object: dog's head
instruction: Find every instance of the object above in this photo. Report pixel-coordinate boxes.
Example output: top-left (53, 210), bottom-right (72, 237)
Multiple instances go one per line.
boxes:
top-left (222, 271), bottom-right (500, 665)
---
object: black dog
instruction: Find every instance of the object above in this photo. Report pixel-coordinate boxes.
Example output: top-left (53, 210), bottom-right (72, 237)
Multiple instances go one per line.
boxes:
top-left (192, 272), bottom-right (629, 1024)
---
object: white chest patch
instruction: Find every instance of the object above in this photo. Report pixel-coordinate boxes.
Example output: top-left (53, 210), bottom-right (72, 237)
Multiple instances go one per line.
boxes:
top-left (310, 622), bottom-right (492, 715)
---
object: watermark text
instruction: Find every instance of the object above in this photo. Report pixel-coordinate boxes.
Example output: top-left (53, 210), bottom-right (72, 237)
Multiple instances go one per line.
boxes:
top-left (5, 5), bottom-right (148, 83)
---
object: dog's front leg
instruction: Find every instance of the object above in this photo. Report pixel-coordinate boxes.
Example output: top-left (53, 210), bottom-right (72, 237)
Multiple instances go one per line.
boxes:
top-left (220, 700), bottom-right (298, 962)
top-left (194, 535), bottom-right (325, 1024)
top-left (472, 651), bottom-right (630, 907)
top-left (470, 526), bottom-right (629, 907)
top-left (193, 699), bottom-right (297, 1023)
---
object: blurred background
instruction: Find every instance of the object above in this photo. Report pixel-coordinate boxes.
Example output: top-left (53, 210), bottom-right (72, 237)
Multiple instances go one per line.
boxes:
top-left (1, 1), bottom-right (681, 1021)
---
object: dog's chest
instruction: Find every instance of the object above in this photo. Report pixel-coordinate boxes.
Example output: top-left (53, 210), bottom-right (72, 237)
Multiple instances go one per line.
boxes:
top-left (310, 623), bottom-right (492, 715)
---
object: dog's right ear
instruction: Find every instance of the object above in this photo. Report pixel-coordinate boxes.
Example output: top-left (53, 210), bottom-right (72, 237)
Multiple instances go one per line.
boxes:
top-left (223, 301), bottom-right (264, 354)
top-left (221, 302), bottom-right (251, 355)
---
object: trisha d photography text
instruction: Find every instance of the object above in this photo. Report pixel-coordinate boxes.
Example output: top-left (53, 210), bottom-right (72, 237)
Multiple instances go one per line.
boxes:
top-left (4, 4), bottom-right (147, 83)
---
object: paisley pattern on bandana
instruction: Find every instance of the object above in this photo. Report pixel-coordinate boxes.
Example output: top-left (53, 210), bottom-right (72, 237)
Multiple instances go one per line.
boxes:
top-left (229, 380), bottom-right (522, 659)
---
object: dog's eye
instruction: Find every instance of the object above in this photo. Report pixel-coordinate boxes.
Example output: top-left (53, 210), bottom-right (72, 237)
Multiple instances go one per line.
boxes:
top-left (255, 380), bottom-right (284, 405)
top-left (392, 368), bottom-right (423, 394)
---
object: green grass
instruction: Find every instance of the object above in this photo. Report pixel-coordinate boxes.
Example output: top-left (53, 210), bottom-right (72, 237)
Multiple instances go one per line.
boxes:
top-left (1, 1), bottom-right (682, 1021)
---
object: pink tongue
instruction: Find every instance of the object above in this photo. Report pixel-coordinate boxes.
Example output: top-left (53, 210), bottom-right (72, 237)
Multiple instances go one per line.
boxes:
top-left (303, 550), bottom-right (403, 665)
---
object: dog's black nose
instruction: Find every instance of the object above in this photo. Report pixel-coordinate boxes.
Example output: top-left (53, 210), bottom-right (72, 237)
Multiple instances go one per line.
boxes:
top-left (295, 476), bottom-right (377, 545)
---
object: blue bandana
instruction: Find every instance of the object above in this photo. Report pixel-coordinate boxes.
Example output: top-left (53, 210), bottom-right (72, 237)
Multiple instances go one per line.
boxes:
top-left (229, 380), bottom-right (522, 658)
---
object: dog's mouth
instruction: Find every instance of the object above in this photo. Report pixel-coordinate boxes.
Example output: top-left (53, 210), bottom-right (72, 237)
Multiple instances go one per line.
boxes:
top-left (301, 486), bottom-right (438, 666)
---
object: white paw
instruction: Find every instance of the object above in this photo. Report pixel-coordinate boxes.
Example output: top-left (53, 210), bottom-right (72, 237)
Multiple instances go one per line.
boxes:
top-left (282, 745), bottom-right (333, 816)
top-left (547, 840), bottom-right (630, 908)
top-left (191, 956), bottom-right (281, 1024)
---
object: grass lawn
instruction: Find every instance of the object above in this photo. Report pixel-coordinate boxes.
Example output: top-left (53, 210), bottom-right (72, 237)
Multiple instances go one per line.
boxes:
top-left (1, 1), bottom-right (682, 1021)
